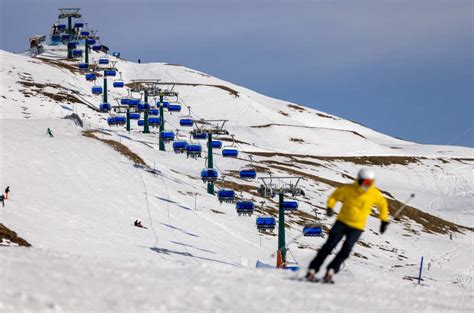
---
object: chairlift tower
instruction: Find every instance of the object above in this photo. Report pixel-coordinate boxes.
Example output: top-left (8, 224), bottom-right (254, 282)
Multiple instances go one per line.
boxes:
top-left (97, 60), bottom-right (118, 107)
top-left (83, 28), bottom-right (99, 66)
top-left (58, 8), bottom-right (81, 58)
top-left (129, 80), bottom-right (167, 135)
top-left (112, 100), bottom-right (138, 132)
top-left (193, 119), bottom-right (229, 195)
top-left (130, 81), bottom-right (182, 145)
top-left (113, 101), bottom-right (130, 131)
top-left (157, 89), bottom-right (179, 150)
top-left (258, 175), bottom-right (304, 267)
top-left (58, 8), bottom-right (81, 35)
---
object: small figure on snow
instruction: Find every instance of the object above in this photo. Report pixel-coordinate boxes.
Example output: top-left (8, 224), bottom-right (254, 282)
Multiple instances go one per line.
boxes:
top-left (47, 128), bottom-right (54, 138)
top-left (52, 23), bottom-right (59, 35)
top-left (306, 168), bottom-right (389, 283)
top-left (138, 59), bottom-right (141, 64)
top-left (0, 194), bottom-right (4, 207)
top-left (134, 220), bottom-right (147, 229)
top-left (4, 186), bottom-right (10, 200)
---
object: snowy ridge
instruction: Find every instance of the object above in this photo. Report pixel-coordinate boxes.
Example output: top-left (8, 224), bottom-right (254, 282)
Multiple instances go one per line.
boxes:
top-left (1, 46), bottom-right (473, 312)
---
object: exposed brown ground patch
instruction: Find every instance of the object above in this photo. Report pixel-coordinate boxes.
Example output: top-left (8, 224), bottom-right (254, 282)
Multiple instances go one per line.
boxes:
top-left (211, 209), bottom-right (225, 214)
top-left (214, 180), bottom-right (255, 195)
top-left (262, 160), bottom-right (303, 169)
top-left (315, 156), bottom-right (425, 166)
top-left (36, 58), bottom-right (102, 77)
top-left (218, 137), bottom-right (250, 145)
top-left (0, 224), bottom-right (31, 247)
top-left (353, 252), bottom-right (368, 259)
top-left (316, 112), bottom-right (336, 120)
top-left (82, 130), bottom-right (147, 166)
top-left (287, 104), bottom-right (306, 111)
top-left (453, 158), bottom-right (474, 163)
top-left (290, 138), bottom-right (304, 143)
top-left (265, 163), bottom-right (471, 234)
top-left (249, 151), bottom-right (424, 167)
top-left (18, 81), bottom-right (86, 105)
top-left (37, 57), bottom-right (82, 75)
top-left (249, 124), bottom-right (366, 139)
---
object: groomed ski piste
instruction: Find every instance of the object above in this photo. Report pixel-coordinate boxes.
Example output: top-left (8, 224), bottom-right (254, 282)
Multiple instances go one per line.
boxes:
top-left (1, 13), bottom-right (473, 313)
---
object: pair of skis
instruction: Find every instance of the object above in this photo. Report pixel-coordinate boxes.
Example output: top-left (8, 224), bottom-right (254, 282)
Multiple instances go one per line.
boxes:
top-left (291, 274), bottom-right (335, 284)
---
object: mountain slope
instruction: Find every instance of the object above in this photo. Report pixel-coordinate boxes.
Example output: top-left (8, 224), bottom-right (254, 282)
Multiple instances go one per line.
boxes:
top-left (0, 47), bottom-right (473, 312)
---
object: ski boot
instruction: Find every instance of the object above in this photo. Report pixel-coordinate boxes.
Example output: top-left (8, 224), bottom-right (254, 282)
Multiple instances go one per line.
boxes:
top-left (305, 269), bottom-right (320, 282)
top-left (322, 268), bottom-right (335, 284)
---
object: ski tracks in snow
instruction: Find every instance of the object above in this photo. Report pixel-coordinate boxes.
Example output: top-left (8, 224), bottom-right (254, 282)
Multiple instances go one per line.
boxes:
top-left (431, 244), bottom-right (473, 289)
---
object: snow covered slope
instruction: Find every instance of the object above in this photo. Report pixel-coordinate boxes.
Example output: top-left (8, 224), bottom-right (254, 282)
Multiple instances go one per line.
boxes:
top-left (1, 46), bottom-right (473, 312)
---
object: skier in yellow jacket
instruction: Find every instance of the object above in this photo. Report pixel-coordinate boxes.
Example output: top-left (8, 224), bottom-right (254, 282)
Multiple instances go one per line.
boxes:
top-left (306, 168), bottom-right (389, 283)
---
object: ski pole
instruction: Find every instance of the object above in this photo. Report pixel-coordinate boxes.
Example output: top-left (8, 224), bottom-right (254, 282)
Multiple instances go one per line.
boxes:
top-left (393, 193), bottom-right (415, 220)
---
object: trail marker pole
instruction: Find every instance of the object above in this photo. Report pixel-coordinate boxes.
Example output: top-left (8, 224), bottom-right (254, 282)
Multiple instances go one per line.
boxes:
top-left (418, 256), bottom-right (424, 285)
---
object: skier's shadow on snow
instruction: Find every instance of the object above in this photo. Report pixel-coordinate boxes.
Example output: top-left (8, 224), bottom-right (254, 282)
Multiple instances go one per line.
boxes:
top-left (149, 246), bottom-right (237, 266)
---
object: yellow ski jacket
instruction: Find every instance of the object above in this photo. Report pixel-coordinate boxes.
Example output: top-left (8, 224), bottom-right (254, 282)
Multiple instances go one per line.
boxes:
top-left (327, 182), bottom-right (389, 231)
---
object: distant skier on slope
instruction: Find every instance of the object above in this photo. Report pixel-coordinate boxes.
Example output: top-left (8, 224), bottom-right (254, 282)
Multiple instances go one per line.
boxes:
top-left (47, 128), bottom-right (54, 138)
top-left (4, 186), bottom-right (10, 200)
top-left (0, 194), bottom-right (4, 207)
top-left (134, 220), bottom-right (147, 229)
top-left (306, 168), bottom-right (389, 283)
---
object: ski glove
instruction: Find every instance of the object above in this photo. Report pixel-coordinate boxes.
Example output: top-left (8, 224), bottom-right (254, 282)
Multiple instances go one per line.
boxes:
top-left (380, 221), bottom-right (389, 234)
top-left (326, 207), bottom-right (334, 217)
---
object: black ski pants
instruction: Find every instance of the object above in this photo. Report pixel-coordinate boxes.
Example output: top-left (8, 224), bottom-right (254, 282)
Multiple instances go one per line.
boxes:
top-left (308, 220), bottom-right (362, 273)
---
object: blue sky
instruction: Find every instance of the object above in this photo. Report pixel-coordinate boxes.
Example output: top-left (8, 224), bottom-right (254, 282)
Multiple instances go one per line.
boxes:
top-left (1, 0), bottom-right (472, 147)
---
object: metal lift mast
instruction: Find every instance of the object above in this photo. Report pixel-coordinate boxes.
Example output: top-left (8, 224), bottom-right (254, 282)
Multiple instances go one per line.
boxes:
top-left (58, 8), bottom-right (81, 58)
top-left (193, 119), bottom-right (229, 195)
top-left (258, 175), bottom-right (304, 266)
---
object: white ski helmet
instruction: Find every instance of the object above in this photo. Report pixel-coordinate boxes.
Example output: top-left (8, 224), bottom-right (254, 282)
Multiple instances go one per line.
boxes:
top-left (357, 168), bottom-right (375, 181)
